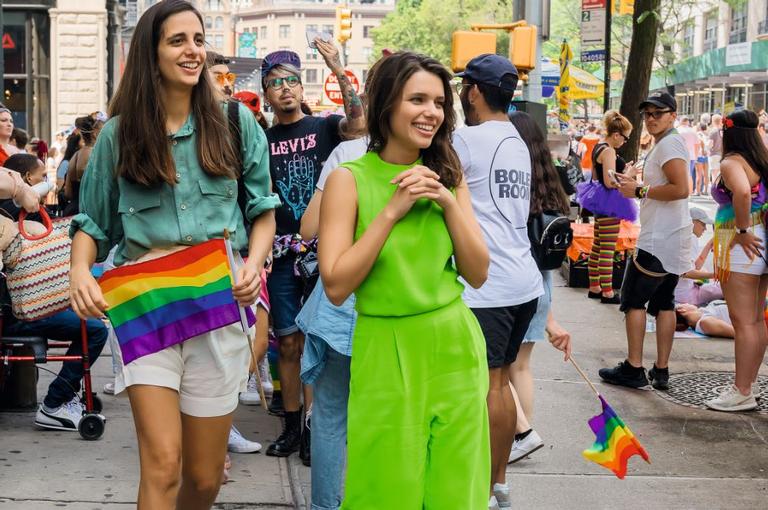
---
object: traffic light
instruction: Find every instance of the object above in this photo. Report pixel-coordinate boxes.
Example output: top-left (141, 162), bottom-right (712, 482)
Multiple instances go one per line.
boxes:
top-left (510, 25), bottom-right (537, 73)
top-left (451, 31), bottom-right (497, 72)
top-left (336, 6), bottom-right (352, 44)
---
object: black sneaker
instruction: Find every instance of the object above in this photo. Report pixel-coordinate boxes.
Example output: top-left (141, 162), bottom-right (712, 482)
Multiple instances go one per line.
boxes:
top-left (598, 360), bottom-right (649, 389)
top-left (648, 365), bottom-right (669, 391)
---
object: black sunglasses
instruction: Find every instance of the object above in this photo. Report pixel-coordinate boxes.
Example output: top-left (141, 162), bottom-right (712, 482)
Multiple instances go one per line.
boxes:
top-left (640, 110), bottom-right (672, 120)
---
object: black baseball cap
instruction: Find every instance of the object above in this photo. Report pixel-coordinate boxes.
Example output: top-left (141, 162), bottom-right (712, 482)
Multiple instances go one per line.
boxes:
top-left (639, 91), bottom-right (677, 112)
top-left (455, 54), bottom-right (518, 92)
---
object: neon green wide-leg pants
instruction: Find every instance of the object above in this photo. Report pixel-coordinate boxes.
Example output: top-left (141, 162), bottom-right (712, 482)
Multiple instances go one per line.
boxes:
top-left (342, 299), bottom-right (491, 510)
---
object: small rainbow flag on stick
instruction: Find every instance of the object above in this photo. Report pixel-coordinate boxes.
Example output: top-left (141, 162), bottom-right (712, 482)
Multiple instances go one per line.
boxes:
top-left (99, 239), bottom-right (254, 364)
top-left (582, 395), bottom-right (651, 479)
top-left (568, 356), bottom-right (651, 479)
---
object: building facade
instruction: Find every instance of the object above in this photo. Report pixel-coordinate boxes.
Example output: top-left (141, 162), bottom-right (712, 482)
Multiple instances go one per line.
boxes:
top-left (650, 0), bottom-right (768, 117)
top-left (234, 0), bottom-right (395, 105)
top-left (2, 0), bottom-right (120, 142)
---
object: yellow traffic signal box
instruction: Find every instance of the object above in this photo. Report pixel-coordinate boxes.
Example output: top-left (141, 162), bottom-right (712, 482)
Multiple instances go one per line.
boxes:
top-left (451, 31), bottom-right (497, 72)
top-left (336, 6), bottom-right (352, 44)
top-left (613, 0), bottom-right (634, 16)
top-left (510, 25), bottom-right (537, 71)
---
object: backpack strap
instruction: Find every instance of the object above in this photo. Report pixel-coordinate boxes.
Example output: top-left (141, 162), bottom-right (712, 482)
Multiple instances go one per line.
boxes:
top-left (226, 100), bottom-right (248, 224)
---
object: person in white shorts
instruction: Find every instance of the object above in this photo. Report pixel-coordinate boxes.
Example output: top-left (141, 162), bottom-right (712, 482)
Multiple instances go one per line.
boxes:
top-left (67, 1), bottom-right (280, 508)
top-left (708, 109), bottom-right (768, 412)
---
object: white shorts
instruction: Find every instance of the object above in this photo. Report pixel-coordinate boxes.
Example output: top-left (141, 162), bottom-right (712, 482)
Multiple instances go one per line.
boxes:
top-left (709, 155), bottom-right (721, 171)
top-left (729, 224), bottom-right (768, 275)
top-left (110, 246), bottom-right (253, 417)
top-left (113, 322), bottom-right (252, 417)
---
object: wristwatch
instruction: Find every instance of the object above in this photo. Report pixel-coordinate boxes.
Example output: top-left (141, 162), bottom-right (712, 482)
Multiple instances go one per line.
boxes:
top-left (736, 228), bottom-right (749, 234)
top-left (634, 186), bottom-right (643, 198)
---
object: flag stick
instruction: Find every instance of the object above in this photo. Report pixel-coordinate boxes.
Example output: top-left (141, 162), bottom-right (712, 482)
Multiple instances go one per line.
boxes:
top-left (223, 229), bottom-right (268, 409)
top-left (568, 355), bottom-right (601, 399)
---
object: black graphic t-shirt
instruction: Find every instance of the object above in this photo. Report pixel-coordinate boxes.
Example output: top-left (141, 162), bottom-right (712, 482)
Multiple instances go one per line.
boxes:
top-left (266, 115), bottom-right (343, 234)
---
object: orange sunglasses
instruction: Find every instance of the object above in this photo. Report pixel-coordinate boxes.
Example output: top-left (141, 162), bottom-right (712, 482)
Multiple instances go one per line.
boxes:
top-left (215, 72), bottom-right (236, 85)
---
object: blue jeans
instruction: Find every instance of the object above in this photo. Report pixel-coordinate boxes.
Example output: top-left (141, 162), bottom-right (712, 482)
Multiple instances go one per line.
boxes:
top-left (310, 347), bottom-right (351, 510)
top-left (266, 256), bottom-right (303, 336)
top-left (3, 309), bottom-right (108, 408)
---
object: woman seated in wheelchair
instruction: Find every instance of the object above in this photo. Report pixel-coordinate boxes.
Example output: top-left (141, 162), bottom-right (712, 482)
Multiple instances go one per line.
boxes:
top-left (1, 153), bottom-right (109, 432)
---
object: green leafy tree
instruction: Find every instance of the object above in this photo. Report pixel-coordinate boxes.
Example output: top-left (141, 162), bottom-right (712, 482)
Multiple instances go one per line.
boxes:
top-left (371, 0), bottom-right (515, 66)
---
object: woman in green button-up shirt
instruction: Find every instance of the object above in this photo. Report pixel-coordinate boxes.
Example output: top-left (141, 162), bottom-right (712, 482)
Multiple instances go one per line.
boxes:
top-left (68, 1), bottom-right (280, 509)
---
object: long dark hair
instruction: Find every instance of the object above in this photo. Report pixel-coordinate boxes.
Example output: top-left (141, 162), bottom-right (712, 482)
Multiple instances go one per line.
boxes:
top-left (62, 132), bottom-right (81, 162)
top-left (509, 111), bottom-right (569, 215)
top-left (723, 109), bottom-right (768, 184)
top-left (109, 0), bottom-right (237, 187)
top-left (365, 51), bottom-right (462, 189)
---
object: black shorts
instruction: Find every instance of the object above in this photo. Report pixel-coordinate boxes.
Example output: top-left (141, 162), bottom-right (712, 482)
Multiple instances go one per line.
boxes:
top-left (472, 298), bottom-right (538, 369)
top-left (620, 249), bottom-right (680, 316)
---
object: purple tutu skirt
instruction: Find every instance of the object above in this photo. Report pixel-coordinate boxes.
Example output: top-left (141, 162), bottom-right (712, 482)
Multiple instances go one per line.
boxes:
top-left (576, 181), bottom-right (638, 221)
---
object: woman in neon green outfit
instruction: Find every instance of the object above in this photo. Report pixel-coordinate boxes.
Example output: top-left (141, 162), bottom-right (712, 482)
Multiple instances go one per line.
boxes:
top-left (319, 52), bottom-right (491, 509)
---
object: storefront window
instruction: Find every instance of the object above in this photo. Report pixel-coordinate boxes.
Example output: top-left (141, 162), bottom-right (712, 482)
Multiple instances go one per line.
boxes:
top-left (2, 7), bottom-right (51, 139)
top-left (3, 21), bottom-right (26, 74)
top-left (3, 78), bottom-right (26, 128)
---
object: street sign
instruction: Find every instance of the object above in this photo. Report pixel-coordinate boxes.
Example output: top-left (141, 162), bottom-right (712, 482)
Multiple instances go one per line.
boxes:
top-left (323, 70), bottom-right (360, 105)
top-left (582, 0), bottom-right (606, 8)
top-left (581, 7), bottom-right (606, 46)
top-left (725, 42), bottom-right (752, 67)
top-left (581, 49), bottom-right (606, 62)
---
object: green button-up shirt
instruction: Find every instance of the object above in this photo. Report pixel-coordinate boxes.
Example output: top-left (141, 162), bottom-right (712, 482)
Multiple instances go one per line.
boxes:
top-left (70, 102), bottom-right (281, 266)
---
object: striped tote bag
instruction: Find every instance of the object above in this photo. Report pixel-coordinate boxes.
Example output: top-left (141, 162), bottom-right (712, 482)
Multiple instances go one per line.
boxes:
top-left (5, 209), bottom-right (72, 321)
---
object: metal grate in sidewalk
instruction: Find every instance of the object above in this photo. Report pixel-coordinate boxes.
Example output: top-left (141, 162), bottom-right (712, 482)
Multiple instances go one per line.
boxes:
top-left (655, 371), bottom-right (768, 414)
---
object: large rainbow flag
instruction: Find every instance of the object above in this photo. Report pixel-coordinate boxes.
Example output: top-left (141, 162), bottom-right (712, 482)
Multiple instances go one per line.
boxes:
top-left (99, 239), bottom-right (254, 364)
top-left (582, 395), bottom-right (651, 479)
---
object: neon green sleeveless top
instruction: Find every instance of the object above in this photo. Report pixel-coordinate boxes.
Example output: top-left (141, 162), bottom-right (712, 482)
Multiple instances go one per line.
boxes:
top-left (343, 151), bottom-right (464, 317)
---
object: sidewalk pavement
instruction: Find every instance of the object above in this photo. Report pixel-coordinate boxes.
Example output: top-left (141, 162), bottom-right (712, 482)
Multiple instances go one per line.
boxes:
top-left (0, 347), bottom-right (299, 509)
top-left (290, 268), bottom-right (768, 509)
top-left (1, 266), bottom-right (767, 509)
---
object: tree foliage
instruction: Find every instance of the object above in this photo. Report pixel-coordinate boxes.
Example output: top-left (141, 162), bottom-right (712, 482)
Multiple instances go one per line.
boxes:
top-left (371, 0), bottom-right (515, 66)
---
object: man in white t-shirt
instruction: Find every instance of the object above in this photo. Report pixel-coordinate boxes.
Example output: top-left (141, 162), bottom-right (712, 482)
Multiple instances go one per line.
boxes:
top-left (604, 91), bottom-right (691, 391)
top-left (453, 54), bottom-right (542, 509)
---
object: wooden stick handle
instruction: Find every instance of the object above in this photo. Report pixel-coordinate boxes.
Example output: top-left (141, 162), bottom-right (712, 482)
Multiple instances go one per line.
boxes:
top-left (569, 355), bottom-right (601, 398)
top-left (245, 333), bottom-right (269, 412)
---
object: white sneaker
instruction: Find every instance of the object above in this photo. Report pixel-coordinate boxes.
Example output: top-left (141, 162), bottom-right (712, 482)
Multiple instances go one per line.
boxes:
top-left (103, 382), bottom-right (115, 395)
top-left (34, 398), bottom-right (84, 431)
top-left (239, 374), bottom-right (261, 406)
top-left (488, 495), bottom-right (499, 510)
top-left (508, 429), bottom-right (544, 464)
top-left (492, 483), bottom-right (511, 509)
top-left (705, 385), bottom-right (758, 412)
top-left (753, 381), bottom-right (761, 400)
top-left (227, 425), bottom-right (262, 453)
top-left (259, 357), bottom-right (274, 398)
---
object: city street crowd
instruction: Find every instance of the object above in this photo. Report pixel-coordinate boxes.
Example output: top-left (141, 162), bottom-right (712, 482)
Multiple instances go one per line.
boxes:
top-left (0, 1), bottom-right (766, 509)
